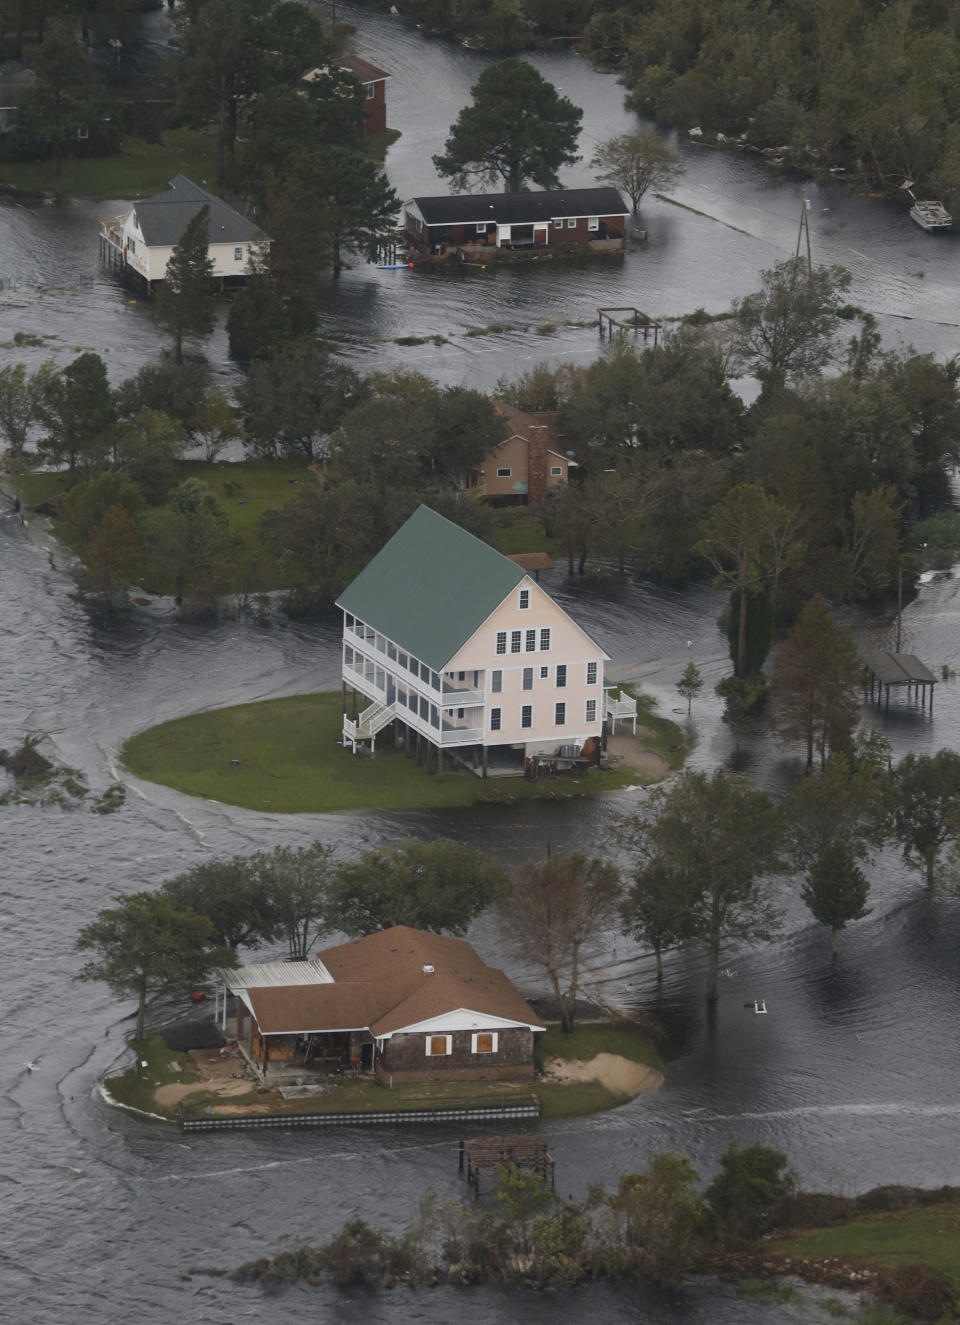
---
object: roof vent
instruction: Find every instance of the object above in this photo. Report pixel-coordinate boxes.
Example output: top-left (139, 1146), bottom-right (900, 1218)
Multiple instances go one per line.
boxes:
top-left (422, 964), bottom-right (435, 975)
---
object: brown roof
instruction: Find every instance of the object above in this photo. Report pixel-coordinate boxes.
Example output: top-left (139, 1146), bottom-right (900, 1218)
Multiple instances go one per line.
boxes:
top-left (507, 552), bottom-right (555, 571)
top-left (339, 54), bottom-right (390, 84)
top-left (864, 651), bottom-right (937, 686)
top-left (492, 401), bottom-right (563, 451)
top-left (245, 926), bottom-right (544, 1037)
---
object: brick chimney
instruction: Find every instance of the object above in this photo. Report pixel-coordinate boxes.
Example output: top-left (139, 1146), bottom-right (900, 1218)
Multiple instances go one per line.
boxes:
top-left (527, 424), bottom-right (549, 505)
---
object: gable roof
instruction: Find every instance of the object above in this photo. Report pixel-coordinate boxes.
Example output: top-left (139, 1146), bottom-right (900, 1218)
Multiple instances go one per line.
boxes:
top-left (129, 174), bottom-right (267, 247)
top-left (339, 54), bottom-right (390, 84)
top-left (336, 505), bottom-right (524, 671)
top-left (408, 187), bottom-right (628, 228)
top-left (244, 926), bottom-right (545, 1037)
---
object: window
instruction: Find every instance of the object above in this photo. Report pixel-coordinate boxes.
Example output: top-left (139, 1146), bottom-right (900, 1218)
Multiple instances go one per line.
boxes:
top-left (472, 1031), bottom-right (498, 1054)
top-left (432, 672), bottom-right (441, 692)
top-left (127, 237), bottom-right (136, 255)
top-left (519, 588), bottom-right (530, 610)
top-left (566, 217), bottom-right (577, 229)
top-left (387, 642), bottom-right (396, 660)
top-left (587, 661), bottom-right (598, 685)
top-left (458, 671), bottom-right (465, 681)
top-left (457, 708), bottom-right (464, 720)
top-left (420, 662), bottom-right (430, 681)
top-left (234, 246), bottom-right (243, 261)
top-left (497, 467), bottom-right (511, 478)
top-left (550, 466), bottom-right (562, 476)
top-left (344, 645), bottom-right (353, 665)
top-left (76, 125), bottom-right (89, 141)
top-left (420, 696), bottom-right (429, 719)
top-left (399, 652), bottom-right (407, 669)
top-left (525, 628), bottom-right (536, 652)
top-left (588, 216), bottom-right (599, 232)
top-left (586, 698), bottom-right (597, 723)
top-left (556, 665), bottom-right (567, 688)
top-left (492, 669), bottom-right (502, 693)
top-left (521, 705), bottom-right (532, 729)
top-left (540, 628), bottom-right (551, 651)
top-left (540, 666), bottom-right (549, 679)
top-left (555, 702), bottom-right (566, 725)
top-left (363, 82), bottom-right (375, 99)
top-left (425, 1034), bottom-right (451, 1057)
top-left (522, 667), bottom-right (533, 691)
top-left (510, 630), bottom-right (522, 654)
top-left (476, 222), bottom-right (486, 233)
top-left (490, 707), bottom-right (502, 731)
top-left (496, 632), bottom-right (507, 656)
top-left (553, 218), bottom-right (562, 229)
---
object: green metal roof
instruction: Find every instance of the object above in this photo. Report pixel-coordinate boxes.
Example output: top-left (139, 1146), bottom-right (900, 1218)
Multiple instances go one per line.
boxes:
top-left (336, 506), bottom-right (525, 671)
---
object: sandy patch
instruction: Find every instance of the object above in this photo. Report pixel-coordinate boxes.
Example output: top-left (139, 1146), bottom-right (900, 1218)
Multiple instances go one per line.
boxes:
top-left (605, 731), bottom-right (669, 780)
top-left (543, 1052), bottom-right (663, 1097)
top-left (212, 1102), bottom-right (272, 1115)
top-left (154, 1082), bottom-right (205, 1107)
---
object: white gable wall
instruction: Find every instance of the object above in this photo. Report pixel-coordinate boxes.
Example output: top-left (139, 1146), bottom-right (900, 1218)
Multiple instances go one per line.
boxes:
top-left (377, 1007), bottom-right (544, 1041)
top-left (119, 205), bottom-right (267, 281)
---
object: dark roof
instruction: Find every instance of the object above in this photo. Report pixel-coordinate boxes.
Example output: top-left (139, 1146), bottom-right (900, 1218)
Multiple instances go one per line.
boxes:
top-left (339, 54), bottom-right (390, 84)
top-left (409, 187), bottom-right (629, 227)
top-left (130, 174), bottom-right (266, 247)
top-left (336, 505), bottom-right (524, 671)
top-left (863, 652), bottom-right (937, 685)
top-left (245, 926), bottom-right (545, 1037)
top-left (507, 552), bottom-right (555, 571)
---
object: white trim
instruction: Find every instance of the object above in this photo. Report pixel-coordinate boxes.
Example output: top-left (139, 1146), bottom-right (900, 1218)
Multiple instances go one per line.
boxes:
top-left (472, 1031), bottom-right (499, 1054)
top-left (425, 1033), bottom-right (452, 1056)
top-left (380, 1008), bottom-right (544, 1037)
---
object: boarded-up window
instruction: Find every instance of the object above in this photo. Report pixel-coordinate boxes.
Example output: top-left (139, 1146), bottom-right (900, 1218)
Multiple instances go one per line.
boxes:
top-left (426, 1034), bottom-right (451, 1056)
top-left (472, 1031), bottom-right (499, 1053)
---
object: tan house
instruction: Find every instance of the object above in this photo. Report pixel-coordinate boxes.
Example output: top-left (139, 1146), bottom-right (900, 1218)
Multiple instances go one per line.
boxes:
top-left (336, 505), bottom-right (633, 775)
top-left (472, 401), bottom-right (574, 504)
top-left (220, 927), bottom-right (545, 1084)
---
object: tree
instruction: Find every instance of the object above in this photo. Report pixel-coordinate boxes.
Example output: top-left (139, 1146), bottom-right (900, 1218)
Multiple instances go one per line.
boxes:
top-left (731, 258), bottom-right (851, 392)
top-left (783, 752), bottom-right (890, 876)
top-left (326, 837), bottom-right (507, 936)
top-left (433, 59), bottom-right (582, 192)
top-left (84, 505), bottom-right (140, 605)
top-left (140, 479), bottom-right (232, 608)
top-left (190, 391), bottom-right (240, 463)
top-left (620, 859), bottom-right (698, 980)
top-left (0, 362), bottom-right (52, 461)
top-left (161, 857), bottom-right (276, 950)
top-left (75, 892), bottom-right (235, 1042)
top-left (154, 206), bottom-right (216, 365)
top-left (38, 352), bottom-right (115, 477)
top-left (892, 749), bottom-right (960, 887)
top-left (705, 1142), bottom-right (796, 1240)
top-left (114, 359), bottom-right (211, 429)
top-left (249, 842), bottom-right (335, 961)
top-left (801, 841), bottom-right (871, 953)
top-left (606, 1153), bottom-right (704, 1285)
top-left (239, 345), bottom-right (366, 461)
top-left (677, 660), bottom-right (703, 715)
top-left (13, 21), bottom-right (114, 176)
top-left (846, 485), bottom-right (902, 600)
top-left (620, 770), bottom-right (783, 1002)
top-left (498, 852), bottom-right (622, 1032)
top-left (771, 595), bottom-right (862, 770)
top-left (112, 409), bottom-right (187, 504)
top-left (590, 130), bottom-right (683, 212)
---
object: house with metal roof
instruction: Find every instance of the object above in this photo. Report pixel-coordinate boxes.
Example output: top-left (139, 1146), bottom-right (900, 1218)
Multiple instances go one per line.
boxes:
top-left (403, 186), bottom-right (629, 259)
top-left (337, 505), bottom-right (620, 776)
top-left (98, 174), bottom-right (270, 288)
top-left (219, 926), bottom-right (545, 1083)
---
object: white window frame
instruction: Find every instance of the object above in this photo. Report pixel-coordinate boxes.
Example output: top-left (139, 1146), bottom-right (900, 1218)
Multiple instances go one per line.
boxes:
top-left (550, 465), bottom-right (562, 476)
top-left (519, 588), bottom-right (530, 610)
top-left (587, 661), bottom-right (598, 685)
top-left (425, 1034), bottom-right (452, 1056)
top-left (471, 1031), bottom-right (499, 1054)
top-left (522, 666), bottom-right (534, 691)
top-left (496, 632), bottom-right (507, 655)
top-left (234, 246), bottom-right (243, 261)
top-left (588, 216), bottom-right (599, 231)
top-left (476, 222), bottom-right (486, 234)
top-left (556, 664), bottom-right (567, 688)
top-left (497, 466), bottom-right (511, 477)
top-left (491, 669), bottom-right (502, 693)
top-left (555, 701), bottom-right (566, 726)
top-left (540, 628), bottom-right (551, 651)
top-left (525, 628), bottom-right (536, 652)
top-left (511, 630), bottom-right (522, 654)
top-left (566, 217), bottom-right (577, 229)
top-left (553, 218), bottom-right (562, 229)
top-left (521, 704), bottom-right (533, 729)
top-left (540, 665), bottom-right (549, 679)
top-left (490, 707), bottom-right (502, 731)
top-left (586, 698), bottom-right (597, 723)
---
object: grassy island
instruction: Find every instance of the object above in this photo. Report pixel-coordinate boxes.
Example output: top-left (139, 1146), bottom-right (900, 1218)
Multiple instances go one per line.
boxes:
top-left (120, 691), bottom-right (681, 814)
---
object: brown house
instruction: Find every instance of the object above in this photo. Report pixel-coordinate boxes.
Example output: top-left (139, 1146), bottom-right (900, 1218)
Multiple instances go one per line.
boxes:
top-left (223, 927), bottom-right (544, 1085)
top-left (404, 186), bottom-right (630, 259)
top-left (339, 54), bottom-right (390, 138)
top-left (472, 401), bottom-right (575, 505)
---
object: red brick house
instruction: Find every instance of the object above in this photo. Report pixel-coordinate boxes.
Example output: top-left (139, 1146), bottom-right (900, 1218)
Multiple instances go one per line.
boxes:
top-left (339, 54), bottom-right (390, 138)
top-left (224, 927), bottom-right (544, 1085)
top-left (404, 186), bottom-right (629, 259)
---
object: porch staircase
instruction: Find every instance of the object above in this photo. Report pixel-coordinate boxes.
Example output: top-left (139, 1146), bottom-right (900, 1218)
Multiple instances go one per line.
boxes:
top-left (342, 700), bottom-right (397, 752)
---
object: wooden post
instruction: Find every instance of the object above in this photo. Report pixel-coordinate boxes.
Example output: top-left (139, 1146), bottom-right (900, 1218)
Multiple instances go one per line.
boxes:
top-left (482, 745), bottom-right (488, 779)
top-left (438, 745), bottom-right (444, 779)
top-left (459, 1140), bottom-right (464, 1174)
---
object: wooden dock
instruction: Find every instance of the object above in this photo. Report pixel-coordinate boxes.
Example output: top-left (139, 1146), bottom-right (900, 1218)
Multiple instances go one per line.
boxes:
top-left (862, 652), bottom-right (937, 712)
top-left (597, 306), bottom-right (661, 345)
top-left (459, 1134), bottom-right (555, 1195)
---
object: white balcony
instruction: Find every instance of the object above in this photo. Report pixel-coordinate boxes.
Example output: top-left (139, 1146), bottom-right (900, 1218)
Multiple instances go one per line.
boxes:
top-left (440, 688), bottom-right (484, 708)
top-left (440, 726), bottom-right (483, 746)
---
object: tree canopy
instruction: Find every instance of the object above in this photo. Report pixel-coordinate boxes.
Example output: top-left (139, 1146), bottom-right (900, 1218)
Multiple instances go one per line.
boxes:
top-left (591, 130), bottom-right (683, 212)
top-left (771, 595), bottom-right (862, 770)
top-left (433, 59), bottom-right (582, 192)
top-left (154, 206), bottom-right (216, 365)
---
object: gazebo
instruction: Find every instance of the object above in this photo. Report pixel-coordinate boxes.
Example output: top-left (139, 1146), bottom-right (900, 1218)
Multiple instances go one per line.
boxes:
top-left (862, 652), bottom-right (937, 712)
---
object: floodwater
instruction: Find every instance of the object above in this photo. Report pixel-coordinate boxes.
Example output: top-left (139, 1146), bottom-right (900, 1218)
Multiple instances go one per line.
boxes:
top-left (3, 5), bottom-right (960, 1322)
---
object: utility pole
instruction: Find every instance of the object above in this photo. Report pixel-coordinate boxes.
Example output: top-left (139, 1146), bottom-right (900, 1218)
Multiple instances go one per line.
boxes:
top-left (796, 196), bottom-right (812, 275)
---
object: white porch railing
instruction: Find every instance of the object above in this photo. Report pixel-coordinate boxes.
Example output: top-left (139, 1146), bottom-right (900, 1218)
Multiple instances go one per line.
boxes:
top-left (440, 727), bottom-right (483, 746)
top-left (605, 690), bottom-right (638, 734)
top-left (440, 688), bottom-right (484, 707)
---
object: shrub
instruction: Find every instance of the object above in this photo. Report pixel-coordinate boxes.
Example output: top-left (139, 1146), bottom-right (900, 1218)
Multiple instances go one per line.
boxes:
top-left (872, 1263), bottom-right (958, 1321)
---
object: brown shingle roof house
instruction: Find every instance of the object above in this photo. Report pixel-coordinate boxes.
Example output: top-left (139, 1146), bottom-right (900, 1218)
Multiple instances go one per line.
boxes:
top-left (222, 926), bottom-right (544, 1084)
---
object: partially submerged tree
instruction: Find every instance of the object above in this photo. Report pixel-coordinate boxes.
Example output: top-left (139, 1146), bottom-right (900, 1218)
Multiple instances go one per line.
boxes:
top-left (0, 362), bottom-right (53, 462)
top-left (327, 837), bottom-right (507, 937)
top-left (705, 1142), bottom-right (796, 1240)
top-left (84, 505), bottom-right (141, 605)
top-left (606, 1153), bottom-right (704, 1286)
top-left (676, 660), bottom-right (703, 715)
top-left (771, 595), bottom-right (862, 770)
top-left (433, 59), bottom-right (582, 192)
top-left (591, 130), bottom-right (683, 212)
top-left (801, 840), bottom-right (871, 954)
top-left (161, 856), bottom-right (278, 950)
top-left (620, 859), bottom-right (698, 980)
top-left (892, 749), bottom-right (960, 887)
top-left (154, 206), bottom-right (216, 365)
top-left (498, 852), bottom-right (622, 1032)
top-left (75, 892), bottom-right (235, 1042)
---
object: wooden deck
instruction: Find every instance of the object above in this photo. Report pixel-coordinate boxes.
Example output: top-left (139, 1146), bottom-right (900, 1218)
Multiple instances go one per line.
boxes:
top-left (460, 1134), bottom-right (555, 1194)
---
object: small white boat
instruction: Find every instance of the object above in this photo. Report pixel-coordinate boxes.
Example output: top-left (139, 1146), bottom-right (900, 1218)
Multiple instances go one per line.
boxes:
top-left (909, 199), bottom-right (952, 231)
top-left (754, 999), bottom-right (768, 1015)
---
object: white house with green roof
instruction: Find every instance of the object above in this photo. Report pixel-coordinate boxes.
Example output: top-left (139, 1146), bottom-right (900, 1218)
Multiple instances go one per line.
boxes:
top-left (336, 506), bottom-right (619, 775)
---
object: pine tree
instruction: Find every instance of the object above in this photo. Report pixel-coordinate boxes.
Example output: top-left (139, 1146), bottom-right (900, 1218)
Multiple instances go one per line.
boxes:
top-left (155, 206), bottom-right (216, 365)
top-left (677, 660), bottom-right (703, 715)
top-left (801, 841), bottom-right (870, 953)
top-left (771, 595), bottom-right (862, 770)
top-left (84, 505), bottom-right (141, 606)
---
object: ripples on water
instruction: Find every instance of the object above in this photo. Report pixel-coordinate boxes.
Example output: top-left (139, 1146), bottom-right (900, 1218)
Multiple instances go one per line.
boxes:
top-left (3, 5), bottom-right (960, 1317)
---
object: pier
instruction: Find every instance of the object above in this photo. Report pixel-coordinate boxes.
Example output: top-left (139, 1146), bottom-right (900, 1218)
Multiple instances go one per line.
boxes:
top-left (460, 1135), bottom-right (555, 1195)
top-left (597, 306), bottom-right (661, 345)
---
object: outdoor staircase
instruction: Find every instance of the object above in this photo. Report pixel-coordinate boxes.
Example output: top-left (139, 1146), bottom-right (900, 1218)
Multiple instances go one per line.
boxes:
top-left (343, 700), bottom-right (397, 752)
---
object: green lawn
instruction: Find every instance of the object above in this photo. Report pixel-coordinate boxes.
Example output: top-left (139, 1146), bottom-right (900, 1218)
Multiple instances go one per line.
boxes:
top-left (120, 691), bottom-right (637, 813)
top-left (769, 1204), bottom-right (960, 1287)
top-left (105, 1031), bottom-right (202, 1115)
top-left (534, 1021), bottom-right (664, 1071)
top-left (492, 508), bottom-right (560, 557)
top-left (0, 130), bottom-right (221, 200)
